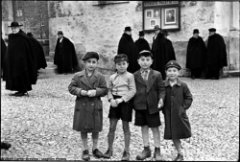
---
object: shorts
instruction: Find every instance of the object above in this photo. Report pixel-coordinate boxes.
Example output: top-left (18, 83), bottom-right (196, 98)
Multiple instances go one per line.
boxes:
top-left (135, 110), bottom-right (161, 127)
top-left (108, 95), bottom-right (132, 122)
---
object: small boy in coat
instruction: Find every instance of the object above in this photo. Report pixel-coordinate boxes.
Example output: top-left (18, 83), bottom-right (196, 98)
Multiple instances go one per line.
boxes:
top-left (133, 50), bottom-right (165, 161)
top-left (103, 54), bottom-right (136, 161)
top-left (68, 52), bottom-right (108, 161)
top-left (162, 60), bottom-right (193, 161)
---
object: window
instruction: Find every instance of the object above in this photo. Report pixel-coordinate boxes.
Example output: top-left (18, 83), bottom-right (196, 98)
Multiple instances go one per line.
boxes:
top-left (142, 1), bottom-right (180, 31)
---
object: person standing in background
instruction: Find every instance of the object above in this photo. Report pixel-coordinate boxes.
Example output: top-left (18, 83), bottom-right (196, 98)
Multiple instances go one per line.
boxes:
top-left (54, 31), bottom-right (79, 74)
top-left (186, 29), bottom-right (207, 79)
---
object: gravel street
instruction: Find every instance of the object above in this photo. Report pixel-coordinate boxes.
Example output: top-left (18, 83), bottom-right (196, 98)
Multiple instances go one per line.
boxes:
top-left (1, 73), bottom-right (239, 161)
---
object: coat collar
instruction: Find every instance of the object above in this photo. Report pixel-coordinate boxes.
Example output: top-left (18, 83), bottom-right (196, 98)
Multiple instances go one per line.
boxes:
top-left (135, 69), bottom-right (156, 92)
top-left (165, 78), bottom-right (182, 87)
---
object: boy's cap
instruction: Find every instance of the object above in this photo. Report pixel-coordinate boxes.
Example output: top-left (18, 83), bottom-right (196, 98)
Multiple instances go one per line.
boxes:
top-left (114, 54), bottom-right (129, 63)
top-left (82, 52), bottom-right (99, 61)
top-left (165, 60), bottom-right (181, 70)
top-left (124, 26), bottom-right (132, 32)
top-left (193, 29), bottom-right (199, 34)
top-left (208, 28), bottom-right (216, 32)
top-left (138, 50), bottom-right (153, 59)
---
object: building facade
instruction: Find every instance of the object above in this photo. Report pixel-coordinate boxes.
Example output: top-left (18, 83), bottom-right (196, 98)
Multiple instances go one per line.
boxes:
top-left (2, 1), bottom-right (239, 74)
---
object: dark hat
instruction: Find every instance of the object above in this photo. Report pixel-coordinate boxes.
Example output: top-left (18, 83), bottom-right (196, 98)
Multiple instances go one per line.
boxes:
top-left (138, 50), bottom-right (153, 59)
top-left (208, 28), bottom-right (216, 32)
top-left (154, 25), bottom-right (160, 30)
top-left (139, 31), bottom-right (144, 36)
top-left (162, 30), bottom-right (168, 36)
top-left (124, 26), bottom-right (132, 31)
top-left (57, 31), bottom-right (63, 35)
top-left (8, 22), bottom-right (23, 27)
top-left (27, 32), bottom-right (33, 37)
top-left (165, 60), bottom-right (181, 70)
top-left (193, 29), bottom-right (199, 34)
top-left (82, 52), bottom-right (99, 61)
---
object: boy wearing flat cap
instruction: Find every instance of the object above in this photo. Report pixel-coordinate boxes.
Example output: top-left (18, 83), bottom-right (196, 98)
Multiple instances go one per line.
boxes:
top-left (68, 52), bottom-right (108, 161)
top-left (133, 50), bottom-right (165, 161)
top-left (162, 60), bottom-right (193, 161)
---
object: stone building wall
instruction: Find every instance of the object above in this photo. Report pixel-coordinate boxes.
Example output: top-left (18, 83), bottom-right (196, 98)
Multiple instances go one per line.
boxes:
top-left (48, 1), bottom-right (239, 73)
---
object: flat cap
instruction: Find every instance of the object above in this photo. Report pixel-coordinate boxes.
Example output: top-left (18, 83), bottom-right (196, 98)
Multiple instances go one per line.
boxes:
top-left (57, 31), bottom-right (63, 35)
top-left (124, 26), bottom-right (132, 31)
top-left (82, 52), bottom-right (99, 61)
top-left (139, 31), bottom-right (144, 36)
top-left (193, 29), bottom-right (199, 34)
top-left (138, 50), bottom-right (153, 59)
top-left (165, 60), bottom-right (181, 70)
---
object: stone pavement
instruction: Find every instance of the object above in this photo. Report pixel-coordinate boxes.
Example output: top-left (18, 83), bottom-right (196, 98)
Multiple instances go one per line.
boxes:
top-left (1, 73), bottom-right (239, 161)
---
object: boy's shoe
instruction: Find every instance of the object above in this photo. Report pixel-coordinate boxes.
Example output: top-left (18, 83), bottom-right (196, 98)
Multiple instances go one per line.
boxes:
top-left (174, 153), bottom-right (184, 161)
top-left (92, 149), bottom-right (104, 158)
top-left (136, 146), bottom-right (151, 160)
top-left (82, 150), bottom-right (90, 161)
top-left (121, 150), bottom-right (130, 161)
top-left (102, 149), bottom-right (113, 159)
top-left (153, 147), bottom-right (162, 161)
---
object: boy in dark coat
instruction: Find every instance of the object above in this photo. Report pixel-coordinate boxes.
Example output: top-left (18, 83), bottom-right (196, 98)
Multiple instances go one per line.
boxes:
top-left (54, 31), bottom-right (79, 74)
top-left (103, 54), bottom-right (136, 161)
top-left (68, 52), bottom-right (108, 161)
top-left (162, 60), bottom-right (193, 161)
top-left (206, 28), bottom-right (227, 79)
top-left (133, 50), bottom-right (165, 161)
top-left (5, 22), bottom-right (37, 96)
top-left (186, 29), bottom-right (207, 79)
top-left (27, 32), bottom-right (47, 70)
top-left (117, 26), bottom-right (139, 73)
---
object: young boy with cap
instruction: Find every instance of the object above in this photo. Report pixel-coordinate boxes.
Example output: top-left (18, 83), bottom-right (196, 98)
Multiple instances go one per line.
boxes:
top-left (68, 52), bottom-right (108, 161)
top-left (103, 54), bottom-right (136, 161)
top-left (133, 50), bottom-right (165, 161)
top-left (162, 60), bottom-right (193, 161)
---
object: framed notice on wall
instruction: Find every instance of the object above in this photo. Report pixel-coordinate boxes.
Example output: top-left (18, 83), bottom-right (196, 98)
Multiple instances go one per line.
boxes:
top-left (142, 1), bottom-right (180, 32)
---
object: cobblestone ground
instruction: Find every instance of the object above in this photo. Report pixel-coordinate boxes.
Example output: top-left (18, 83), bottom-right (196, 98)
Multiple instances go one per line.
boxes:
top-left (1, 73), bottom-right (239, 161)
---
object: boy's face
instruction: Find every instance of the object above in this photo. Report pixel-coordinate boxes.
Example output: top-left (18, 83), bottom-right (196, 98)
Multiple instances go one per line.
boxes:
top-left (84, 58), bottom-right (98, 71)
top-left (115, 61), bottom-right (129, 73)
top-left (166, 67), bottom-right (179, 81)
top-left (138, 56), bottom-right (153, 70)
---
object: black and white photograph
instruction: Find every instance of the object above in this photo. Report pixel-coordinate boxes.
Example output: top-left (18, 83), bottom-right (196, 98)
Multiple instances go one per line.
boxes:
top-left (1, 1), bottom-right (239, 161)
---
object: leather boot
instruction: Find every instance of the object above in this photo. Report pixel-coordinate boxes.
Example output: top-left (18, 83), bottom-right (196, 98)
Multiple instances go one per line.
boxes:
top-left (136, 146), bottom-right (151, 160)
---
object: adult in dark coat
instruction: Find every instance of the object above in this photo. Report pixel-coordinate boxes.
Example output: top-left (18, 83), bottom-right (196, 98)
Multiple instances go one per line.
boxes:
top-left (5, 22), bottom-right (37, 96)
top-left (152, 29), bottom-right (176, 80)
top-left (135, 31), bottom-right (150, 53)
top-left (27, 32), bottom-right (47, 70)
top-left (186, 29), bottom-right (207, 79)
top-left (1, 37), bottom-right (7, 80)
top-left (117, 26), bottom-right (139, 73)
top-left (54, 31), bottom-right (79, 74)
top-left (206, 28), bottom-right (227, 79)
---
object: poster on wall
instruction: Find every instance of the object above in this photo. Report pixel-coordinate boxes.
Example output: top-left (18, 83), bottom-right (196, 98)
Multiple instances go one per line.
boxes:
top-left (144, 8), bottom-right (161, 30)
top-left (161, 7), bottom-right (179, 29)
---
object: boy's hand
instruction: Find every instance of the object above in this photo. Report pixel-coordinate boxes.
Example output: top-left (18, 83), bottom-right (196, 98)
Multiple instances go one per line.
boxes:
top-left (87, 90), bottom-right (96, 97)
top-left (110, 99), bottom-right (118, 107)
top-left (81, 90), bottom-right (88, 96)
top-left (115, 98), bottom-right (124, 104)
top-left (158, 98), bottom-right (164, 109)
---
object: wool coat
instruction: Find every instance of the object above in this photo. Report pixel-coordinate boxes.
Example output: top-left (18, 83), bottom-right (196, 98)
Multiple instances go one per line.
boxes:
top-left (152, 33), bottom-right (176, 80)
top-left (68, 70), bottom-right (108, 132)
top-left (162, 79), bottom-right (193, 139)
top-left (117, 33), bottom-right (139, 73)
top-left (5, 32), bottom-right (37, 92)
top-left (54, 37), bottom-right (79, 74)
top-left (133, 69), bottom-right (165, 114)
top-left (1, 37), bottom-right (7, 80)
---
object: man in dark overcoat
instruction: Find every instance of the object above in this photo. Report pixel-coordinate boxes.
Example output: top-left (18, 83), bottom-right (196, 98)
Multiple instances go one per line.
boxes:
top-left (152, 29), bottom-right (176, 80)
top-left (135, 31), bottom-right (150, 53)
top-left (27, 32), bottom-right (47, 70)
top-left (54, 31), bottom-right (79, 74)
top-left (1, 37), bottom-right (7, 79)
top-left (5, 22), bottom-right (37, 96)
top-left (206, 28), bottom-right (227, 79)
top-left (117, 26), bottom-right (139, 73)
top-left (186, 29), bottom-right (207, 79)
